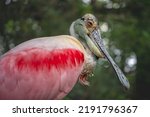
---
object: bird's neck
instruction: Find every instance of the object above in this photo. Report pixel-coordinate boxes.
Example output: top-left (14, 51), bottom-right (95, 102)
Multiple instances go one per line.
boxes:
top-left (69, 21), bottom-right (77, 38)
top-left (70, 21), bottom-right (97, 85)
top-left (70, 21), bottom-right (98, 61)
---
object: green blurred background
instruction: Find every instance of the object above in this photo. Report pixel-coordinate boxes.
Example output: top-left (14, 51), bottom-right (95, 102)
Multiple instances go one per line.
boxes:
top-left (0, 0), bottom-right (150, 99)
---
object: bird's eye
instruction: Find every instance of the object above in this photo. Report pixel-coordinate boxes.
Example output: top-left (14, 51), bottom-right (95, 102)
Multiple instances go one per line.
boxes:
top-left (87, 21), bottom-right (93, 27)
top-left (81, 17), bottom-right (85, 21)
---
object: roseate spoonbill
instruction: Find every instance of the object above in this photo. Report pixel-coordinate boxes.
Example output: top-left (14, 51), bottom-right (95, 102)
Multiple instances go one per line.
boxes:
top-left (0, 14), bottom-right (130, 99)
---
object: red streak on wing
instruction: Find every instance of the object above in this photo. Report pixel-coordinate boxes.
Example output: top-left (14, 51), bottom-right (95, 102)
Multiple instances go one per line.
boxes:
top-left (15, 48), bottom-right (84, 71)
top-left (0, 48), bottom-right (84, 99)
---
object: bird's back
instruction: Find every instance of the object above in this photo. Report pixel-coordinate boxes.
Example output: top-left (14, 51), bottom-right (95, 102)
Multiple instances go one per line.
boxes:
top-left (0, 35), bottom-right (85, 99)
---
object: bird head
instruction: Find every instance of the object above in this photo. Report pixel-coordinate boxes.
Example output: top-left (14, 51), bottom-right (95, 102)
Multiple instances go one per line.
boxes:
top-left (70, 14), bottom-right (130, 90)
top-left (82, 14), bottom-right (98, 33)
top-left (70, 13), bottom-right (104, 58)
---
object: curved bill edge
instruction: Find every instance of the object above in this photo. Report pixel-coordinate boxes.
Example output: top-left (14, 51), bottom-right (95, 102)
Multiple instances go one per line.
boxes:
top-left (90, 28), bottom-right (130, 90)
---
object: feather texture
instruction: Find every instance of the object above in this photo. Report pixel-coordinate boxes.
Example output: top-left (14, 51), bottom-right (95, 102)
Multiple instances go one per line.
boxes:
top-left (0, 36), bottom-right (85, 99)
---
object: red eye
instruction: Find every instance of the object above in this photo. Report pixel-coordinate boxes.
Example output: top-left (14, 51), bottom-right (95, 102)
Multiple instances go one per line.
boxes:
top-left (87, 21), bottom-right (93, 27)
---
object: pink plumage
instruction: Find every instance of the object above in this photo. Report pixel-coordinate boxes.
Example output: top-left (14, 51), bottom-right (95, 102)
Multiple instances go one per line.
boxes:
top-left (0, 35), bottom-right (85, 99)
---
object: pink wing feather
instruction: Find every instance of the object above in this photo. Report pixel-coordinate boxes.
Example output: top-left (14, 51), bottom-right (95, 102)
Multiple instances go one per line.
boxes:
top-left (0, 36), bottom-right (84, 99)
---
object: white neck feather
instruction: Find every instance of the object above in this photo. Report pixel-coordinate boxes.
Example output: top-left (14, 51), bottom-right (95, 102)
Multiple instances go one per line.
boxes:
top-left (69, 22), bottom-right (78, 38)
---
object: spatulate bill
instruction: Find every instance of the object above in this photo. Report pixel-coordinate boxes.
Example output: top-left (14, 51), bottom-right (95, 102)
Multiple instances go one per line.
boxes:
top-left (90, 29), bottom-right (130, 90)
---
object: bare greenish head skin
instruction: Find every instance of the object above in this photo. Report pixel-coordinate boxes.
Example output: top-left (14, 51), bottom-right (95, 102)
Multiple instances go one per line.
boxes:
top-left (70, 13), bottom-right (104, 58)
top-left (70, 13), bottom-right (130, 90)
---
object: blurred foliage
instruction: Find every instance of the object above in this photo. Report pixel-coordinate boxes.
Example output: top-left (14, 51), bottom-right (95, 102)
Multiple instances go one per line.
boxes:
top-left (0, 0), bottom-right (150, 99)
